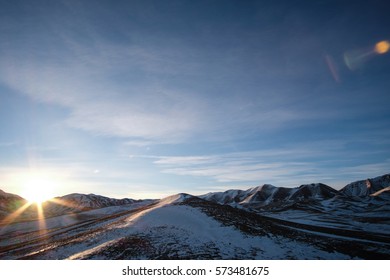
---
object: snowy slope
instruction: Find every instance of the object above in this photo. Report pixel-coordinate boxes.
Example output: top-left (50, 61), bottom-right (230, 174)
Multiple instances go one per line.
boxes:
top-left (0, 200), bottom-right (154, 240)
top-left (198, 174), bottom-right (390, 240)
top-left (1, 194), bottom-right (369, 260)
top-left (1, 193), bottom-right (389, 260)
top-left (340, 174), bottom-right (390, 197)
top-left (67, 203), bottom-right (351, 260)
top-left (1, 174), bottom-right (389, 260)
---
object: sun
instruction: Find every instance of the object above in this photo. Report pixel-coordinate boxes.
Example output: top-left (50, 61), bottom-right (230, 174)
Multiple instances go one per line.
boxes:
top-left (21, 175), bottom-right (57, 204)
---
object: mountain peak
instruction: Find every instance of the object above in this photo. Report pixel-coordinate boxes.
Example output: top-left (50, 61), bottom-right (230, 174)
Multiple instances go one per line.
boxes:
top-left (159, 193), bottom-right (194, 205)
top-left (340, 174), bottom-right (390, 197)
top-left (291, 183), bottom-right (337, 200)
top-left (201, 182), bottom-right (339, 209)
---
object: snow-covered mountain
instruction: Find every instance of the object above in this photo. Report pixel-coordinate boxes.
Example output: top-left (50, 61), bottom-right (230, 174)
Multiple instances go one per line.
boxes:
top-left (201, 174), bottom-right (390, 210)
top-left (42, 193), bottom-right (139, 216)
top-left (197, 174), bottom-right (390, 248)
top-left (1, 190), bottom-right (389, 260)
top-left (58, 193), bottom-right (137, 208)
top-left (1, 174), bottom-right (389, 260)
top-left (340, 174), bottom-right (390, 197)
top-left (201, 182), bottom-right (338, 209)
top-left (0, 191), bottom-right (141, 221)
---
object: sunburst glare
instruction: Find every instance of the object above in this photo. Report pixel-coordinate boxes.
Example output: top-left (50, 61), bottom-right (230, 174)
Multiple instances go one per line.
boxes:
top-left (20, 175), bottom-right (58, 204)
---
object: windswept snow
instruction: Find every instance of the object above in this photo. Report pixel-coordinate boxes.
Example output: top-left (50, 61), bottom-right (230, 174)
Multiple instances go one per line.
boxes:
top-left (66, 203), bottom-right (350, 260)
top-left (0, 198), bottom-right (358, 260)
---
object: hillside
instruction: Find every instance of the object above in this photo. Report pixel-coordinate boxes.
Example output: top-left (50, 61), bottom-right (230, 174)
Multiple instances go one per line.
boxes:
top-left (0, 174), bottom-right (389, 259)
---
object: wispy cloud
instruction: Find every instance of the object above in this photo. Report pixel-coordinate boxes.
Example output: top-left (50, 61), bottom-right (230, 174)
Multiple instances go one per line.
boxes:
top-left (338, 162), bottom-right (390, 177)
top-left (147, 141), bottom-right (390, 189)
top-left (154, 156), bottom-right (218, 165)
top-left (124, 140), bottom-right (158, 147)
top-left (0, 9), bottom-right (340, 145)
top-left (0, 142), bottom-right (16, 147)
top-left (152, 153), bottom-right (321, 186)
top-left (0, 42), bottom-right (206, 142)
top-left (0, 52), bottom-right (306, 143)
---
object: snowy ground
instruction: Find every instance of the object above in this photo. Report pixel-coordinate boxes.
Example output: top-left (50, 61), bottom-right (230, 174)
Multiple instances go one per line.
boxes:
top-left (0, 201), bottom-right (151, 237)
top-left (263, 209), bottom-right (390, 235)
top-left (0, 195), bottom-right (389, 260)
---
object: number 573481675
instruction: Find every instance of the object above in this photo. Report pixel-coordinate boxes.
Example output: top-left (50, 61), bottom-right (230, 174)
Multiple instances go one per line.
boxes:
top-left (215, 266), bottom-right (270, 276)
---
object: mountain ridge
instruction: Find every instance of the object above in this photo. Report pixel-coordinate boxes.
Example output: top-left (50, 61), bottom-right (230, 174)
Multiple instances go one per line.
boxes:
top-left (200, 174), bottom-right (390, 210)
top-left (1, 174), bottom-right (389, 260)
top-left (1, 173), bottom-right (389, 220)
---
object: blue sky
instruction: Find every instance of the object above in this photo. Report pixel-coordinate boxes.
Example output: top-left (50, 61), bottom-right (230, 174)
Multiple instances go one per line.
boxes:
top-left (0, 0), bottom-right (389, 199)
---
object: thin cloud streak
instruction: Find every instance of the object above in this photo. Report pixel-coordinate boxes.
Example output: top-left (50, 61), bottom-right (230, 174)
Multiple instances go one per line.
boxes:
top-left (0, 20), bottom-right (345, 144)
top-left (149, 143), bottom-right (390, 188)
top-left (0, 52), bottom-right (323, 144)
top-left (0, 51), bottom-right (203, 141)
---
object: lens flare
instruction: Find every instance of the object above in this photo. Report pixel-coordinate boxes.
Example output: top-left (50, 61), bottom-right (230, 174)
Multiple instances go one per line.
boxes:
top-left (375, 40), bottom-right (390, 54)
top-left (345, 40), bottom-right (389, 70)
